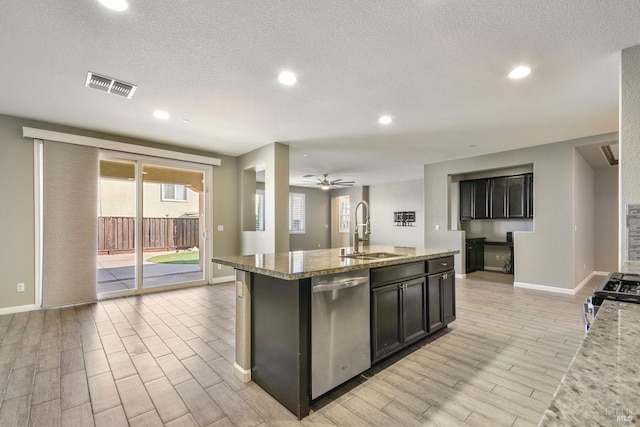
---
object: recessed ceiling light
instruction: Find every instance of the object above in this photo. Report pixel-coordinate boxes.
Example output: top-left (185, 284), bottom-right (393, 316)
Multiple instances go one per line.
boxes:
top-left (182, 119), bottom-right (190, 123)
top-left (509, 65), bottom-right (531, 79)
top-left (98, 0), bottom-right (128, 11)
top-left (303, 154), bottom-right (308, 157)
top-left (278, 71), bottom-right (297, 86)
top-left (153, 110), bottom-right (170, 120)
top-left (378, 115), bottom-right (393, 125)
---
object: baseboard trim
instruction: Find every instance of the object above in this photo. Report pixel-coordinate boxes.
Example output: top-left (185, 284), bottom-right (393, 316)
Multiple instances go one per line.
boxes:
top-left (212, 275), bottom-right (235, 285)
top-left (233, 362), bottom-right (251, 383)
top-left (484, 266), bottom-right (505, 272)
top-left (514, 282), bottom-right (575, 294)
top-left (0, 304), bottom-right (38, 315)
top-left (514, 270), bottom-right (608, 295)
top-left (456, 273), bottom-right (467, 279)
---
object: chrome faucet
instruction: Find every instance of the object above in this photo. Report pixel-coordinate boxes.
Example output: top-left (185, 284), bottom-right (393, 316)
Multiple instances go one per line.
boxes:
top-left (353, 200), bottom-right (371, 253)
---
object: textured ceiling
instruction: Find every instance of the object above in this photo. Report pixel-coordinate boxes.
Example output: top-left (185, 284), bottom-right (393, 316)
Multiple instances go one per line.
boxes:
top-left (1, 1), bottom-right (639, 186)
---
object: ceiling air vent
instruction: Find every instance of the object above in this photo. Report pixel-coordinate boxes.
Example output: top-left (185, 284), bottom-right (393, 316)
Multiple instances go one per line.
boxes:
top-left (600, 143), bottom-right (619, 166)
top-left (85, 72), bottom-right (137, 99)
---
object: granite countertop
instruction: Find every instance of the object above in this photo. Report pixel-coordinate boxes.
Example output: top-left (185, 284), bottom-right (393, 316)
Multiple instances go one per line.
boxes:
top-left (539, 300), bottom-right (640, 425)
top-left (212, 245), bottom-right (458, 280)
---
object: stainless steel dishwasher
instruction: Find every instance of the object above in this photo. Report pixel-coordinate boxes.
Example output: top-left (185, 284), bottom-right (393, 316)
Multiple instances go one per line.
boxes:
top-left (311, 270), bottom-right (371, 399)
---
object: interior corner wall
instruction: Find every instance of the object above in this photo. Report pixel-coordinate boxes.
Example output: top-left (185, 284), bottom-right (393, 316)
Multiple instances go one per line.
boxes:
top-left (620, 44), bottom-right (640, 266)
top-left (289, 186), bottom-right (330, 251)
top-left (424, 132), bottom-right (616, 288)
top-left (238, 142), bottom-right (290, 255)
top-left (369, 179), bottom-right (424, 248)
top-left (572, 150), bottom-right (595, 287)
top-left (594, 167), bottom-right (618, 272)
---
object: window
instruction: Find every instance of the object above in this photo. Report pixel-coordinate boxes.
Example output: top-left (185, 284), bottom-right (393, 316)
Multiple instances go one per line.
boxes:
top-left (161, 183), bottom-right (188, 202)
top-left (338, 196), bottom-right (350, 233)
top-left (255, 190), bottom-right (265, 231)
top-left (289, 192), bottom-right (305, 233)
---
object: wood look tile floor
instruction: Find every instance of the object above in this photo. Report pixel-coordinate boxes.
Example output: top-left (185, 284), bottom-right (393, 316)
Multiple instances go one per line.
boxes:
top-left (0, 272), bottom-right (599, 426)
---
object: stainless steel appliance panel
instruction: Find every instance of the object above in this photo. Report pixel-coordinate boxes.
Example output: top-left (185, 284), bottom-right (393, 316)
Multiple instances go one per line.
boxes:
top-left (311, 270), bottom-right (371, 399)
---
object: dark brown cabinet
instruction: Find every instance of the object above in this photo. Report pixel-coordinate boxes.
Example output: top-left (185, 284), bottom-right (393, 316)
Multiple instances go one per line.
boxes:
top-left (465, 238), bottom-right (485, 273)
top-left (460, 179), bottom-right (489, 220)
top-left (507, 175), bottom-right (526, 218)
top-left (490, 177), bottom-right (508, 218)
top-left (371, 277), bottom-right (427, 362)
top-left (426, 257), bottom-right (455, 332)
top-left (461, 173), bottom-right (533, 220)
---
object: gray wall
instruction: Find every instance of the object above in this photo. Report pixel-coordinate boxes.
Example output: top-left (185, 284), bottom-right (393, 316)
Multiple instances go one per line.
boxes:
top-left (0, 115), bottom-right (36, 310)
top-left (594, 167), bottom-right (618, 272)
top-left (0, 114), bottom-right (240, 311)
top-left (369, 179), bottom-right (424, 248)
top-left (289, 186), bottom-right (330, 251)
top-left (424, 132), bottom-right (616, 290)
top-left (572, 150), bottom-right (595, 285)
top-left (621, 44), bottom-right (640, 266)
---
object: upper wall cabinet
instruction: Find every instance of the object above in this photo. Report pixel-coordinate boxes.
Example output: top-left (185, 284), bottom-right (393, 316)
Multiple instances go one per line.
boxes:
top-left (459, 179), bottom-right (489, 220)
top-left (460, 173), bottom-right (533, 220)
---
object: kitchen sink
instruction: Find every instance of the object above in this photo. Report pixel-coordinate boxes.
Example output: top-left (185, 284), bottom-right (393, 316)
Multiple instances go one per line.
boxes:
top-left (340, 252), bottom-right (402, 260)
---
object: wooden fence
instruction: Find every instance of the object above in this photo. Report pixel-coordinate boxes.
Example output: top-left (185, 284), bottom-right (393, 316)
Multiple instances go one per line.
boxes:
top-left (98, 217), bottom-right (199, 254)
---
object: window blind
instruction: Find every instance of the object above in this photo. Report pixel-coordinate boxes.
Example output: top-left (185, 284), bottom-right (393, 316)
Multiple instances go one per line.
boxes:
top-left (289, 193), bottom-right (305, 233)
top-left (42, 141), bottom-right (98, 307)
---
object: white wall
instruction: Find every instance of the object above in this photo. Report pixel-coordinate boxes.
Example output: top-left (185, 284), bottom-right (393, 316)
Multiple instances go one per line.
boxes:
top-left (369, 179), bottom-right (424, 248)
top-left (621, 45), bottom-right (640, 266)
top-left (424, 132), bottom-right (616, 289)
top-left (594, 167), bottom-right (618, 272)
top-left (238, 142), bottom-right (289, 255)
top-left (573, 150), bottom-right (595, 286)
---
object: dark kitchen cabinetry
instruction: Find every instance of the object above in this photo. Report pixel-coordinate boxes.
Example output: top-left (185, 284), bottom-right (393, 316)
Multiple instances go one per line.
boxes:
top-left (370, 257), bottom-right (456, 363)
top-left (426, 257), bottom-right (456, 332)
top-left (465, 238), bottom-right (485, 273)
top-left (461, 173), bottom-right (533, 220)
top-left (460, 179), bottom-right (489, 220)
top-left (371, 262), bottom-right (427, 363)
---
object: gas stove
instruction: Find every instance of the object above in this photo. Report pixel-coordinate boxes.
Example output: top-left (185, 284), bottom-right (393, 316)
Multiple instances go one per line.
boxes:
top-left (583, 272), bottom-right (640, 331)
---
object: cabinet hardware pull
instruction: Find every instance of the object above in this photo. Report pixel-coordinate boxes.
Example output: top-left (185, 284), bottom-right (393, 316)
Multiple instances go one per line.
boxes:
top-left (440, 262), bottom-right (448, 266)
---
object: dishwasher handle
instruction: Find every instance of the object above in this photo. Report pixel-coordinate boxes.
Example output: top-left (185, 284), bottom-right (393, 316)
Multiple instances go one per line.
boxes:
top-left (312, 276), bottom-right (369, 293)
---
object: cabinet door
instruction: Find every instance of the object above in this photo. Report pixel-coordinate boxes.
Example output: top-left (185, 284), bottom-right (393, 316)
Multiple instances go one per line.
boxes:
top-left (507, 175), bottom-right (526, 218)
top-left (465, 243), bottom-right (474, 274)
top-left (402, 278), bottom-right (427, 344)
top-left (427, 275), bottom-right (444, 332)
top-left (526, 173), bottom-right (534, 218)
top-left (442, 271), bottom-right (456, 325)
top-left (473, 179), bottom-right (489, 219)
top-left (460, 180), bottom-right (473, 220)
top-left (490, 177), bottom-right (508, 219)
top-left (371, 284), bottom-right (402, 361)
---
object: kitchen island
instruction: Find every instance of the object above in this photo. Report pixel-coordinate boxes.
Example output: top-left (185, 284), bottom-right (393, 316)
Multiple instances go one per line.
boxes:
top-left (212, 245), bottom-right (458, 419)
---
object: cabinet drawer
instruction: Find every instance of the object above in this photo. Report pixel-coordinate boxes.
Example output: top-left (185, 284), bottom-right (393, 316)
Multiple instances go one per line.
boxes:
top-left (427, 256), bottom-right (454, 274)
top-left (370, 262), bottom-right (424, 288)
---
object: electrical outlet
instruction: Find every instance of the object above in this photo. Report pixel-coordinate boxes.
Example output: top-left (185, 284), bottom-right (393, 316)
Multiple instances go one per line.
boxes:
top-left (217, 264), bottom-right (222, 270)
top-left (17, 282), bottom-right (25, 292)
top-left (496, 255), bottom-right (500, 260)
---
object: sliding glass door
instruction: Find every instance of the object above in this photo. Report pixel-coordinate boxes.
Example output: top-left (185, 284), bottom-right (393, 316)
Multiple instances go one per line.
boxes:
top-left (97, 153), bottom-right (211, 297)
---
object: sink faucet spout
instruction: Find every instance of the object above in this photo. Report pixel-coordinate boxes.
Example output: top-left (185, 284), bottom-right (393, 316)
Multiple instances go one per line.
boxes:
top-left (353, 200), bottom-right (371, 253)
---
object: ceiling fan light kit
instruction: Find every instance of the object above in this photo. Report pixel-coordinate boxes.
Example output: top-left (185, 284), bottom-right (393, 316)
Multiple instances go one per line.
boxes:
top-left (302, 174), bottom-right (355, 190)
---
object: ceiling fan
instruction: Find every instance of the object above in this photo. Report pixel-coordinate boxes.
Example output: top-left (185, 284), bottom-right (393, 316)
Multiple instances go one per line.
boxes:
top-left (302, 174), bottom-right (355, 190)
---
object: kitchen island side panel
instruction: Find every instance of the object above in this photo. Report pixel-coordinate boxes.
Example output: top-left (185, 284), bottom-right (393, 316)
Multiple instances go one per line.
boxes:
top-left (251, 274), bottom-right (311, 419)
